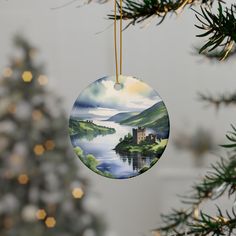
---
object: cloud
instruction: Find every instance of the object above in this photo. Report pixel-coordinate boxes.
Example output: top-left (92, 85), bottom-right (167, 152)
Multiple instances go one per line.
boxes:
top-left (87, 108), bottom-right (121, 117)
top-left (75, 76), bottom-right (162, 111)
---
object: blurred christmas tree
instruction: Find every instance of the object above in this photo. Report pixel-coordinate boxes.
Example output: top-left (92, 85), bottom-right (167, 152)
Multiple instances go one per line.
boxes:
top-left (0, 36), bottom-right (105, 236)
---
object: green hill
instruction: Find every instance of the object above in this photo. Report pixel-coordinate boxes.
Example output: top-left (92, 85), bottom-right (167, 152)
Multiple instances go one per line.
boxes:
top-left (69, 119), bottom-right (116, 140)
top-left (107, 111), bottom-right (139, 122)
top-left (120, 102), bottom-right (169, 138)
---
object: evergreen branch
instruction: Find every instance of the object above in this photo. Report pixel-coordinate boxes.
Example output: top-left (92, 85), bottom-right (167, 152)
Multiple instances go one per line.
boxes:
top-left (107, 0), bottom-right (236, 60)
top-left (155, 204), bottom-right (236, 235)
top-left (155, 208), bottom-right (193, 234)
top-left (108, 0), bottom-right (217, 26)
top-left (193, 46), bottom-right (236, 61)
top-left (183, 129), bottom-right (236, 204)
top-left (184, 156), bottom-right (236, 205)
top-left (221, 125), bottom-right (236, 149)
top-left (187, 208), bottom-right (236, 236)
top-left (195, 3), bottom-right (236, 60)
top-left (199, 92), bottom-right (236, 107)
top-left (154, 126), bottom-right (236, 235)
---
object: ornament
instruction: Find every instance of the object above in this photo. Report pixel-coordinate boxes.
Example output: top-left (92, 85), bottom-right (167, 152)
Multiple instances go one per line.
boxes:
top-left (69, 76), bottom-right (170, 179)
top-left (69, 0), bottom-right (170, 179)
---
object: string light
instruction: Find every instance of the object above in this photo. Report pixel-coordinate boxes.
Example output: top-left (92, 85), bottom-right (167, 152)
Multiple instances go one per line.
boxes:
top-left (18, 174), bottom-right (29, 185)
top-left (45, 217), bottom-right (56, 228)
top-left (33, 144), bottom-right (45, 156)
top-left (3, 67), bottom-right (13, 78)
top-left (72, 187), bottom-right (84, 199)
top-left (22, 71), bottom-right (33, 82)
top-left (32, 110), bottom-right (43, 121)
top-left (36, 209), bottom-right (47, 220)
top-left (38, 75), bottom-right (48, 86)
top-left (45, 140), bottom-right (55, 151)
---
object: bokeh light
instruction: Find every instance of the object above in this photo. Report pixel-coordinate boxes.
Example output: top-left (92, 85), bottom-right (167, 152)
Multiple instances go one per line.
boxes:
top-left (45, 217), bottom-right (56, 228)
top-left (38, 75), bottom-right (48, 86)
top-left (45, 140), bottom-right (55, 151)
top-left (36, 209), bottom-right (47, 220)
top-left (22, 71), bottom-right (33, 82)
top-left (18, 174), bottom-right (29, 185)
top-left (72, 187), bottom-right (84, 199)
top-left (33, 145), bottom-right (45, 156)
top-left (3, 67), bottom-right (13, 78)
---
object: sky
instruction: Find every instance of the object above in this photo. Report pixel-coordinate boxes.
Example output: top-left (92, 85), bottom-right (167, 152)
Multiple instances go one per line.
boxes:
top-left (72, 76), bottom-right (162, 118)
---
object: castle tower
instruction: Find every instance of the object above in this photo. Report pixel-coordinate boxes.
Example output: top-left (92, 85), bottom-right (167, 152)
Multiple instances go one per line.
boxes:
top-left (133, 127), bottom-right (146, 144)
top-left (146, 133), bottom-right (157, 144)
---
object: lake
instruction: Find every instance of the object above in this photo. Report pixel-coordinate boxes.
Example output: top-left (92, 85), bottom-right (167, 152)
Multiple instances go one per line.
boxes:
top-left (70, 120), bottom-right (156, 179)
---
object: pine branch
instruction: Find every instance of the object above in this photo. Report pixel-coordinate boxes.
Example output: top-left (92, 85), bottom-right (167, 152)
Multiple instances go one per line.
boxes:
top-left (108, 1), bottom-right (236, 59)
top-left (221, 125), bottom-right (236, 149)
top-left (184, 156), bottom-right (236, 205)
top-left (108, 0), bottom-right (217, 26)
top-left (183, 127), bottom-right (236, 204)
top-left (199, 92), bottom-right (236, 107)
top-left (154, 126), bottom-right (236, 235)
top-left (193, 46), bottom-right (236, 61)
top-left (157, 208), bottom-right (193, 234)
top-left (194, 3), bottom-right (236, 60)
top-left (156, 207), bottom-right (236, 236)
top-left (187, 208), bottom-right (236, 236)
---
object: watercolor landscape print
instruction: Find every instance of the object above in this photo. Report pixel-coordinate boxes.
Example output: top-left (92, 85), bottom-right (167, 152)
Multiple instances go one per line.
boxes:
top-left (69, 76), bottom-right (170, 179)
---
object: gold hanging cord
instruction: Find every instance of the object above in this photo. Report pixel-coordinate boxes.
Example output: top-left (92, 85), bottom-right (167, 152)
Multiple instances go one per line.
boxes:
top-left (114, 0), bottom-right (123, 84)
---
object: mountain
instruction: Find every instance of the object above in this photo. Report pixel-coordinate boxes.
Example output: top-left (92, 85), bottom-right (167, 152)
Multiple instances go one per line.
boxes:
top-left (120, 101), bottom-right (170, 138)
top-left (106, 111), bottom-right (139, 122)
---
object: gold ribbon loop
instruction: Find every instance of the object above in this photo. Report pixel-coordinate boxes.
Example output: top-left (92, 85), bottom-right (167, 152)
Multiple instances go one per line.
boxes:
top-left (114, 0), bottom-right (123, 84)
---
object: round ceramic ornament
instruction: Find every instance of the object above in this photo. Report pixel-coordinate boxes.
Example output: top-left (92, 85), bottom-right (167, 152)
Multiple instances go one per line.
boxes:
top-left (69, 75), bottom-right (170, 179)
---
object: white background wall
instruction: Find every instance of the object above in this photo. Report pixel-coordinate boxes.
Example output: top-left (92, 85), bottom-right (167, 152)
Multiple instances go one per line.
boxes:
top-left (0, 1), bottom-right (236, 235)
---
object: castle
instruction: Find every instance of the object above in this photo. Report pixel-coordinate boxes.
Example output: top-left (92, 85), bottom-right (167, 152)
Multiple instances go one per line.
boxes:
top-left (132, 127), bottom-right (146, 144)
top-left (132, 127), bottom-right (157, 145)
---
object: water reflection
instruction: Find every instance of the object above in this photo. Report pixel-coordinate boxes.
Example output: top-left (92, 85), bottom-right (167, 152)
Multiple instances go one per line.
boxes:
top-left (119, 153), bottom-right (153, 171)
top-left (70, 120), bottom-right (156, 178)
